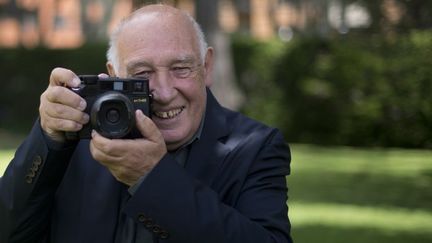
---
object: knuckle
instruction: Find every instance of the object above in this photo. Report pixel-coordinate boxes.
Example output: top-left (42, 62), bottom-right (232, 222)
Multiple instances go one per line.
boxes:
top-left (56, 120), bottom-right (68, 130)
top-left (51, 67), bottom-right (64, 74)
top-left (57, 119), bottom-right (75, 131)
top-left (52, 105), bottom-right (64, 117)
top-left (51, 86), bottom-right (64, 96)
top-left (51, 67), bottom-right (71, 77)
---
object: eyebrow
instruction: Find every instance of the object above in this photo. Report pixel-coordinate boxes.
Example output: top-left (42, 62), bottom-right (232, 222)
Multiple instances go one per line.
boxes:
top-left (126, 55), bottom-right (197, 71)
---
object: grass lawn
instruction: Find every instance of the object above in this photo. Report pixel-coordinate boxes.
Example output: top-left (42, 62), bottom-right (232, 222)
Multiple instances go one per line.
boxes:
top-left (289, 144), bottom-right (432, 243)
top-left (0, 143), bottom-right (431, 242)
top-left (0, 150), bottom-right (15, 176)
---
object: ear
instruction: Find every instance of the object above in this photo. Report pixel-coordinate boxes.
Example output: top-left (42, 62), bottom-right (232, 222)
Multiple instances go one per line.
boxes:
top-left (106, 62), bottom-right (116, 77)
top-left (203, 47), bottom-right (214, 87)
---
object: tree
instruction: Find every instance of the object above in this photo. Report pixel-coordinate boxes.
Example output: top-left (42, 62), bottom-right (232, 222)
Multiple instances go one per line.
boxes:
top-left (233, 0), bottom-right (251, 33)
top-left (195, 0), bottom-right (244, 110)
top-left (80, 0), bottom-right (116, 42)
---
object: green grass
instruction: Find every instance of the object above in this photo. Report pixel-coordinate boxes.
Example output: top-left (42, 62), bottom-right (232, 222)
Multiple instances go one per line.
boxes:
top-left (291, 202), bottom-right (432, 234)
top-left (289, 144), bottom-right (432, 243)
top-left (0, 150), bottom-right (14, 176)
top-left (0, 130), bottom-right (23, 176)
top-left (1, 143), bottom-right (432, 242)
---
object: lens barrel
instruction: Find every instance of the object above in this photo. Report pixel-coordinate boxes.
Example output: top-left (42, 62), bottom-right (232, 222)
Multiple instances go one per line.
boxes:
top-left (90, 92), bottom-right (135, 139)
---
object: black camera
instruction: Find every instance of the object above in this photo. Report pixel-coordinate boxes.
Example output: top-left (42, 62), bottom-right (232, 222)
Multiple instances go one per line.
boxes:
top-left (65, 75), bottom-right (151, 140)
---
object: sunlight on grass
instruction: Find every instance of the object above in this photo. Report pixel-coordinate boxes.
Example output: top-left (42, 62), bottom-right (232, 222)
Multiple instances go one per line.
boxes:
top-left (290, 144), bottom-right (432, 177)
top-left (290, 202), bottom-right (432, 234)
top-left (0, 150), bottom-right (14, 176)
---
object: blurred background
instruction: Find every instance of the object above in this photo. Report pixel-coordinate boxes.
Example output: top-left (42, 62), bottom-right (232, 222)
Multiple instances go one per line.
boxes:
top-left (0, 0), bottom-right (431, 242)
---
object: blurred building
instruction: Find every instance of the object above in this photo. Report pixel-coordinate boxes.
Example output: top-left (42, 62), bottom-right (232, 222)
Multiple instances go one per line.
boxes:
top-left (0, 0), bottom-right (395, 48)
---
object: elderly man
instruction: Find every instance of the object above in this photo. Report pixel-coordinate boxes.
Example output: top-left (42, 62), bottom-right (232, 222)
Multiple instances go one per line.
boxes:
top-left (0, 4), bottom-right (292, 243)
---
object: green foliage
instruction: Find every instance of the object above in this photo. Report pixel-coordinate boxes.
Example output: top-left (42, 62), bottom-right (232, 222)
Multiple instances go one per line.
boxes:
top-left (0, 44), bottom-right (108, 133)
top-left (232, 31), bottom-right (432, 148)
top-left (1, 31), bottom-right (432, 148)
top-left (231, 34), bottom-right (288, 129)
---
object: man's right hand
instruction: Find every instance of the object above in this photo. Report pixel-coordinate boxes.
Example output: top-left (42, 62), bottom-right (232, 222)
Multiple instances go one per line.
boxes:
top-left (39, 68), bottom-right (89, 142)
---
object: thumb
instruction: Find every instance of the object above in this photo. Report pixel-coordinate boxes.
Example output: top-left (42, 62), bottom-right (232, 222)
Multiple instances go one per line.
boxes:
top-left (135, 110), bottom-right (163, 142)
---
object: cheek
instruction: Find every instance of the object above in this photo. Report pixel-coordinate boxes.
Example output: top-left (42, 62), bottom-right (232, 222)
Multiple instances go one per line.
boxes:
top-left (178, 77), bottom-right (207, 102)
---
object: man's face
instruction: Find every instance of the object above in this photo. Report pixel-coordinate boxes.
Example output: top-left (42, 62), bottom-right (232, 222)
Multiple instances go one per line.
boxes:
top-left (110, 12), bottom-right (213, 151)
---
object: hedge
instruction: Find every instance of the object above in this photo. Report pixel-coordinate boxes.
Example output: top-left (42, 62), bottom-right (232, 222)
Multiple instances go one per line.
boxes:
top-left (0, 44), bottom-right (108, 132)
top-left (232, 31), bottom-right (432, 148)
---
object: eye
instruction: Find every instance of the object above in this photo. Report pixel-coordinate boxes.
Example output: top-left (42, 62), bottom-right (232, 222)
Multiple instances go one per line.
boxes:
top-left (171, 67), bottom-right (192, 78)
top-left (133, 70), bottom-right (154, 79)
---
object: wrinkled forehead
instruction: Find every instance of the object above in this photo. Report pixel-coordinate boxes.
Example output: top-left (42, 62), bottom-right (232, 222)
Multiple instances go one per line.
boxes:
top-left (116, 10), bottom-right (200, 59)
top-left (119, 7), bottom-right (197, 42)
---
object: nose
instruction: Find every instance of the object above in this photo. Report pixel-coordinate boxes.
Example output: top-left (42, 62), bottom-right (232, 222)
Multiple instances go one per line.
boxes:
top-left (150, 70), bottom-right (177, 105)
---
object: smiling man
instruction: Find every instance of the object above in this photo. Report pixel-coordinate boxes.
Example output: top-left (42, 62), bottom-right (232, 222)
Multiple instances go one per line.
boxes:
top-left (0, 4), bottom-right (292, 243)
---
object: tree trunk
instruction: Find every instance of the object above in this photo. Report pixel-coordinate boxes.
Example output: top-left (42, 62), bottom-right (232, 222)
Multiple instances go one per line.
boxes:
top-left (233, 0), bottom-right (251, 33)
top-left (195, 0), bottom-right (244, 110)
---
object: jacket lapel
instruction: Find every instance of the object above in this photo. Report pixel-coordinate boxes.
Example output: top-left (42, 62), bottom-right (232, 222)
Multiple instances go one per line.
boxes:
top-left (185, 89), bottom-right (231, 186)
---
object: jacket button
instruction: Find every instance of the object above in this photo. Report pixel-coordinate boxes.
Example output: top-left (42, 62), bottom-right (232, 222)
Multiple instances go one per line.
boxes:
top-left (143, 218), bottom-right (154, 228)
top-left (159, 230), bottom-right (169, 239)
top-left (152, 225), bottom-right (161, 233)
top-left (138, 214), bottom-right (146, 222)
top-left (33, 155), bottom-right (43, 166)
top-left (25, 175), bottom-right (33, 184)
top-left (27, 170), bottom-right (36, 178)
top-left (32, 163), bottom-right (40, 172)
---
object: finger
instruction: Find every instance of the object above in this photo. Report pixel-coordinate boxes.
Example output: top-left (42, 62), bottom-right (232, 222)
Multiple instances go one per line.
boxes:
top-left (90, 132), bottom-right (124, 162)
top-left (98, 73), bottom-right (109, 78)
top-left (49, 67), bottom-right (81, 88)
top-left (90, 141), bottom-right (127, 183)
top-left (135, 110), bottom-right (163, 142)
top-left (45, 102), bottom-right (89, 124)
top-left (41, 116), bottom-right (84, 132)
top-left (44, 86), bottom-right (87, 111)
top-left (91, 130), bottom-right (122, 155)
top-left (89, 140), bottom-right (111, 164)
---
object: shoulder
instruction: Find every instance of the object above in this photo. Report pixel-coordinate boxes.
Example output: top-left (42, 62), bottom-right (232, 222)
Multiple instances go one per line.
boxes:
top-left (223, 107), bottom-right (285, 144)
top-left (204, 90), bottom-right (289, 160)
top-left (220, 107), bottom-right (289, 161)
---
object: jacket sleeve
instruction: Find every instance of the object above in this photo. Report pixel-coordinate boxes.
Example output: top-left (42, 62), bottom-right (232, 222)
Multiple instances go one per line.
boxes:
top-left (122, 130), bottom-right (292, 243)
top-left (0, 121), bottom-right (76, 243)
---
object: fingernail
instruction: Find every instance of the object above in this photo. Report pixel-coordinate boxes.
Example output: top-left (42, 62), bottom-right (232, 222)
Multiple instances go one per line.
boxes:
top-left (98, 73), bottom-right (109, 78)
top-left (136, 110), bottom-right (144, 119)
top-left (72, 77), bottom-right (81, 87)
top-left (76, 123), bottom-right (83, 130)
top-left (91, 130), bottom-right (96, 137)
top-left (78, 100), bottom-right (86, 111)
top-left (83, 114), bottom-right (89, 123)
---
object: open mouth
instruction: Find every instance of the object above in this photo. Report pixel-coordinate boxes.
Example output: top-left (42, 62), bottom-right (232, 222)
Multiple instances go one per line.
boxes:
top-left (153, 107), bottom-right (185, 119)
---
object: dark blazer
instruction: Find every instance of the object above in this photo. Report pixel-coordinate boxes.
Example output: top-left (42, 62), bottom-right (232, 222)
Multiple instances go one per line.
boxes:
top-left (0, 91), bottom-right (292, 243)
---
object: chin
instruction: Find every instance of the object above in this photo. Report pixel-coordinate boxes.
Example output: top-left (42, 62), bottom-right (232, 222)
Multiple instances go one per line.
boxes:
top-left (161, 129), bottom-right (193, 150)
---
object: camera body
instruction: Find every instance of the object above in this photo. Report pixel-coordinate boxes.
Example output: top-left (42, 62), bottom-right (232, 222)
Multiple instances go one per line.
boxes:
top-left (65, 75), bottom-right (151, 140)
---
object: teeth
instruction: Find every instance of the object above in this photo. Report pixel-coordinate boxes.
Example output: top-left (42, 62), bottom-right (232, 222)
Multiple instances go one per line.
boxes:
top-left (154, 107), bottom-right (184, 119)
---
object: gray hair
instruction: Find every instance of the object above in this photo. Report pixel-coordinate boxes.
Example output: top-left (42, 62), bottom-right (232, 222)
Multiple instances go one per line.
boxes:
top-left (106, 8), bottom-right (208, 74)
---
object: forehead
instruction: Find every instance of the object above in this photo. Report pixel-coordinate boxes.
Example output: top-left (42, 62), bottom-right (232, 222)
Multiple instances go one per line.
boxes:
top-left (116, 12), bottom-right (200, 65)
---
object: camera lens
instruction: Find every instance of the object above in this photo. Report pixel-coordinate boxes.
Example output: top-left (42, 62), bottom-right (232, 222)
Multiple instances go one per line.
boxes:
top-left (106, 108), bottom-right (120, 123)
top-left (90, 92), bottom-right (135, 139)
